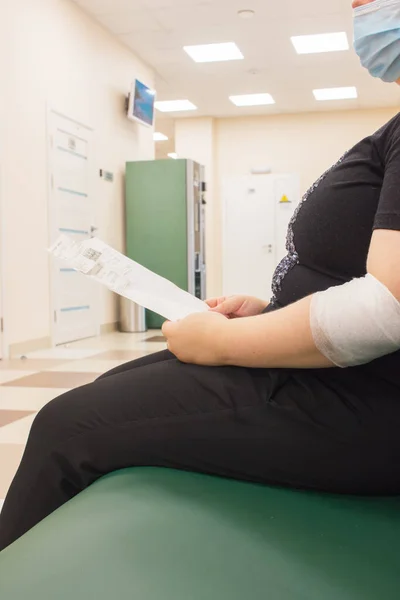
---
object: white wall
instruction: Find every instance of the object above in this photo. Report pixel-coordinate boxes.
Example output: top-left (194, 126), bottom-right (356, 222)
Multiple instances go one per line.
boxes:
top-left (173, 107), bottom-right (399, 296)
top-left (0, 0), bottom-right (154, 352)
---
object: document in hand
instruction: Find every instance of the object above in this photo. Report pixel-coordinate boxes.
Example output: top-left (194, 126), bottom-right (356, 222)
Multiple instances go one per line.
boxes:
top-left (49, 235), bottom-right (208, 322)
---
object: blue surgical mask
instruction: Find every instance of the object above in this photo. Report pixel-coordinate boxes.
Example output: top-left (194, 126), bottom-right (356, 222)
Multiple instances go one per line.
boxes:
top-left (354, 0), bottom-right (400, 82)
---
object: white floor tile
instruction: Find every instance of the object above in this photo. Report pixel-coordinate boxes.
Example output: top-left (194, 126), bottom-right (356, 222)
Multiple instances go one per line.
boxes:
top-left (25, 348), bottom-right (101, 360)
top-left (0, 387), bottom-right (69, 411)
top-left (0, 414), bottom-right (37, 445)
top-left (18, 332), bottom-right (164, 361)
top-left (47, 359), bottom-right (128, 374)
top-left (136, 342), bottom-right (167, 353)
top-left (0, 371), bottom-right (37, 384)
top-left (66, 331), bottom-right (163, 351)
top-left (0, 445), bottom-right (25, 498)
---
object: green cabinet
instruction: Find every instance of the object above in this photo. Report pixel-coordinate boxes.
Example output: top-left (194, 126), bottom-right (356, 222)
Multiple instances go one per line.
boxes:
top-left (125, 159), bottom-right (206, 329)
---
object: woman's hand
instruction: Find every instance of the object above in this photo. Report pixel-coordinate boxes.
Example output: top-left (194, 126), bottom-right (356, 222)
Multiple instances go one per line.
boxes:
top-left (162, 312), bottom-right (230, 366)
top-left (206, 295), bottom-right (268, 319)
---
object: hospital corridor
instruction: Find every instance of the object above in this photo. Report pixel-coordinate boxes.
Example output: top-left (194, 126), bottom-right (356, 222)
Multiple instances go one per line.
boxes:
top-left (1, 0), bottom-right (400, 598)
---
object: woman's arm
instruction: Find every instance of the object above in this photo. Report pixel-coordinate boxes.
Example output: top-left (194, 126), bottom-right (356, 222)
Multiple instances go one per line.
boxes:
top-left (163, 230), bottom-right (400, 368)
top-left (222, 295), bottom-right (331, 368)
top-left (367, 229), bottom-right (400, 298)
top-left (222, 229), bottom-right (400, 369)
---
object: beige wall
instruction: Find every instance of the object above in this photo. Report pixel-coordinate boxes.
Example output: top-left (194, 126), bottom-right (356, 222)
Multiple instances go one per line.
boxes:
top-left (176, 107), bottom-right (399, 297)
top-left (216, 108), bottom-right (399, 197)
top-left (0, 0), bottom-right (154, 353)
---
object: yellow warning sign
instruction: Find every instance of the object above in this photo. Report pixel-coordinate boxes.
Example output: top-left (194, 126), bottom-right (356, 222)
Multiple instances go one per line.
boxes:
top-left (279, 194), bottom-right (290, 203)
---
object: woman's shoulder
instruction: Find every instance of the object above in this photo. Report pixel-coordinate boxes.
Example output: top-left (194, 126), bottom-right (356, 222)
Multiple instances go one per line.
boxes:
top-left (387, 111), bottom-right (400, 132)
top-left (373, 112), bottom-right (400, 139)
top-left (368, 112), bottom-right (400, 158)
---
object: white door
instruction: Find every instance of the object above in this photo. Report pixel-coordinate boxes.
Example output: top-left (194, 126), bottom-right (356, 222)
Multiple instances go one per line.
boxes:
top-left (48, 112), bottom-right (98, 345)
top-left (222, 175), bottom-right (276, 299)
top-left (222, 174), bottom-right (299, 300)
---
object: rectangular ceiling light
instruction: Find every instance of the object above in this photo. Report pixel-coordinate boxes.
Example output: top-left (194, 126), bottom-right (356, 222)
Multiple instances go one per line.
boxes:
top-left (184, 42), bottom-right (244, 63)
top-left (229, 93), bottom-right (275, 107)
top-left (313, 86), bottom-right (358, 101)
top-left (155, 100), bottom-right (197, 113)
top-left (153, 132), bottom-right (168, 141)
top-left (291, 32), bottom-right (349, 54)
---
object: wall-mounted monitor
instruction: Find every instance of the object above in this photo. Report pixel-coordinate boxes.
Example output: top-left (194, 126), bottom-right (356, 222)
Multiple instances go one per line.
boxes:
top-left (127, 79), bottom-right (156, 127)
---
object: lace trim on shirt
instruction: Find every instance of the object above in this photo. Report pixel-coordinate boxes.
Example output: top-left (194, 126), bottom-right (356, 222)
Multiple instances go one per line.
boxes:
top-left (270, 151), bottom-right (348, 305)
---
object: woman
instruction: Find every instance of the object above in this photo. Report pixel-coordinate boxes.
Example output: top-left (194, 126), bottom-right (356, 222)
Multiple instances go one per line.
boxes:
top-left (1, 0), bottom-right (400, 551)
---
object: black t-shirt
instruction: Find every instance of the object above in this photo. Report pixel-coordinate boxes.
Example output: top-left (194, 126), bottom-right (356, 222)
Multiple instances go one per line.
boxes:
top-left (270, 111), bottom-right (400, 387)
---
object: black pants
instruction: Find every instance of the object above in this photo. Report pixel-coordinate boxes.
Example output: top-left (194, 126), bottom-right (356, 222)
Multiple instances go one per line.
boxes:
top-left (1, 350), bottom-right (400, 551)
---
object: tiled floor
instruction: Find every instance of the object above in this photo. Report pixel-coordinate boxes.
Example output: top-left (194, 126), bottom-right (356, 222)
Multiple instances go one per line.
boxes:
top-left (0, 331), bottom-right (165, 506)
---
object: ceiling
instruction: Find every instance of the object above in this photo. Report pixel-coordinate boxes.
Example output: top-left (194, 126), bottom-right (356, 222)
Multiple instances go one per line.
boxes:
top-left (73, 0), bottom-right (400, 119)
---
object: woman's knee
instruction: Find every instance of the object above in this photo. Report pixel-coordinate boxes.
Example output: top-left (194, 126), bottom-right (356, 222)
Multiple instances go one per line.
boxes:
top-left (29, 386), bottom-right (89, 447)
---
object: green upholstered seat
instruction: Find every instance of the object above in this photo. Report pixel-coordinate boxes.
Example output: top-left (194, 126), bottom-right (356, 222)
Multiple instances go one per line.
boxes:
top-left (0, 468), bottom-right (399, 599)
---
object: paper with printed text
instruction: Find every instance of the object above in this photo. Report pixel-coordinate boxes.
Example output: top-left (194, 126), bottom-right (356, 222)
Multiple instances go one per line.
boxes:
top-left (49, 235), bottom-right (208, 322)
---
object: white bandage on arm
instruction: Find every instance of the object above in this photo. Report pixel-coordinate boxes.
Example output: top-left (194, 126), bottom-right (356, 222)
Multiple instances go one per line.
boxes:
top-left (310, 274), bottom-right (400, 368)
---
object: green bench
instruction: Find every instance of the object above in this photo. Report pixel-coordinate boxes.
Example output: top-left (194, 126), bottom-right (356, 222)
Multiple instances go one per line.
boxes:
top-left (0, 468), bottom-right (399, 599)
